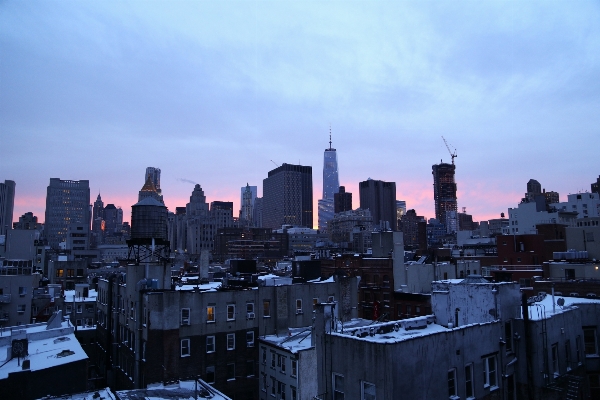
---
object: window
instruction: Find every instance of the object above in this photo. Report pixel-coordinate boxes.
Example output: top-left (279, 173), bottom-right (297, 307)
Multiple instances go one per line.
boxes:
top-left (181, 338), bottom-right (190, 357)
top-left (76, 304), bottom-right (82, 313)
top-left (576, 335), bottom-right (582, 363)
top-left (206, 366), bottom-right (215, 383)
top-left (227, 333), bottom-right (235, 350)
top-left (181, 308), bottom-right (190, 325)
top-left (448, 368), bottom-right (457, 397)
top-left (19, 287), bottom-right (26, 296)
top-left (246, 359), bottom-right (254, 377)
top-left (206, 336), bottom-right (215, 353)
top-left (271, 352), bottom-right (276, 368)
top-left (280, 355), bottom-right (286, 373)
top-left (67, 269), bottom-right (74, 278)
top-left (291, 386), bottom-right (297, 400)
top-left (552, 343), bottom-right (559, 377)
top-left (31, 306), bottom-right (38, 315)
top-left (584, 327), bottom-right (598, 355)
top-left (263, 300), bottom-right (271, 317)
top-left (206, 306), bottom-right (215, 323)
top-left (262, 373), bottom-right (267, 392)
top-left (483, 355), bottom-right (498, 388)
top-left (291, 359), bottom-right (297, 377)
top-left (247, 302), bottom-right (255, 318)
top-left (262, 347), bottom-right (267, 364)
top-left (505, 320), bottom-right (513, 352)
top-left (17, 304), bottom-right (26, 314)
top-left (406, 305), bottom-right (412, 317)
top-left (465, 363), bottom-right (474, 398)
top-left (66, 305), bottom-right (72, 314)
top-left (362, 381), bottom-right (376, 400)
top-left (277, 381), bottom-right (286, 400)
top-left (313, 298), bottom-right (318, 310)
top-left (333, 373), bottom-right (344, 400)
top-left (296, 299), bottom-right (303, 314)
top-left (227, 363), bottom-right (235, 381)
top-left (246, 331), bottom-right (254, 347)
top-left (271, 377), bottom-right (276, 396)
top-left (56, 269), bottom-right (64, 277)
top-left (227, 304), bottom-right (235, 321)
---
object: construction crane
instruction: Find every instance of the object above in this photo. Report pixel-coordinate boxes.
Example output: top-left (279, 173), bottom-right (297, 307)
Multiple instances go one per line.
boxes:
top-left (442, 136), bottom-right (457, 165)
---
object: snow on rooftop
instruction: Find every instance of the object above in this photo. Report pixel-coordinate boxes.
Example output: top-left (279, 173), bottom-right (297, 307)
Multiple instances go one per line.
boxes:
top-left (307, 276), bottom-right (335, 284)
top-left (37, 388), bottom-right (116, 399)
top-left (117, 380), bottom-right (230, 400)
top-left (261, 327), bottom-right (313, 353)
top-left (64, 289), bottom-right (97, 303)
top-left (175, 281), bottom-right (222, 292)
top-left (335, 316), bottom-right (452, 344)
top-left (0, 322), bottom-right (88, 380)
top-left (525, 294), bottom-right (600, 321)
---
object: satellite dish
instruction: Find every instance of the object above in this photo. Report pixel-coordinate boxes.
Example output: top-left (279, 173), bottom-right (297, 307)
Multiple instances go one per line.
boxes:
top-left (557, 298), bottom-right (565, 307)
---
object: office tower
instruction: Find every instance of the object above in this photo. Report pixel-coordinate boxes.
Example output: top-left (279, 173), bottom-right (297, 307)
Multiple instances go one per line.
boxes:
top-left (139, 174), bottom-right (163, 204)
top-left (359, 178), bottom-right (397, 230)
top-left (399, 209), bottom-right (426, 249)
top-left (13, 212), bottom-right (42, 230)
top-left (432, 163), bottom-right (457, 228)
top-left (0, 180), bottom-right (16, 236)
top-left (318, 135), bottom-right (340, 231)
top-left (103, 204), bottom-right (123, 237)
top-left (44, 178), bottom-right (90, 248)
top-left (240, 184), bottom-right (257, 225)
top-left (253, 197), bottom-right (263, 228)
top-left (526, 179), bottom-right (542, 201)
top-left (591, 176), bottom-right (599, 194)
top-left (263, 163), bottom-right (313, 229)
top-left (334, 186), bottom-right (353, 214)
top-left (142, 167), bottom-right (163, 203)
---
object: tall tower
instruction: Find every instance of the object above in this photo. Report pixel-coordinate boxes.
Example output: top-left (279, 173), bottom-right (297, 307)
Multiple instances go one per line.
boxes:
top-left (318, 131), bottom-right (340, 232)
top-left (359, 178), bottom-right (397, 230)
top-left (0, 180), bottom-right (16, 236)
top-left (240, 184), bottom-right (256, 226)
top-left (432, 163), bottom-right (457, 227)
top-left (263, 163), bottom-right (313, 229)
top-left (44, 178), bottom-right (91, 248)
top-left (145, 167), bottom-right (163, 203)
top-left (91, 193), bottom-right (104, 246)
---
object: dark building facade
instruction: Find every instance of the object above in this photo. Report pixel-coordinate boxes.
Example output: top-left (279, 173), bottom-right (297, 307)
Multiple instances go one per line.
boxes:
top-left (359, 179), bottom-right (397, 230)
top-left (432, 163), bottom-right (457, 228)
top-left (262, 163), bottom-right (313, 229)
top-left (399, 209), bottom-right (426, 249)
top-left (0, 179), bottom-right (16, 236)
top-left (44, 178), bottom-right (91, 249)
top-left (592, 175), bottom-right (599, 194)
top-left (333, 186), bottom-right (352, 213)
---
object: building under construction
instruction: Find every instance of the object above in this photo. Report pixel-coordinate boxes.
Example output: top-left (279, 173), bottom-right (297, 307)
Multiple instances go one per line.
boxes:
top-left (432, 162), bottom-right (457, 228)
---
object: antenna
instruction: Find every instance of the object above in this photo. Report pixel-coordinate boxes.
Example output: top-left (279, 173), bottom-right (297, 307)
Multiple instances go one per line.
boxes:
top-left (329, 125), bottom-right (332, 150)
top-left (270, 160), bottom-right (279, 167)
top-left (442, 136), bottom-right (457, 165)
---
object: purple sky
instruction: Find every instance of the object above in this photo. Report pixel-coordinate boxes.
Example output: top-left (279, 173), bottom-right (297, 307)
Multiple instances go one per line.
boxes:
top-left (1, 1), bottom-right (599, 227)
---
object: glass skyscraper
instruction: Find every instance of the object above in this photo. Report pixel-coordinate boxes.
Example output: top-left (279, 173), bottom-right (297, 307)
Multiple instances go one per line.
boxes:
top-left (318, 135), bottom-right (340, 232)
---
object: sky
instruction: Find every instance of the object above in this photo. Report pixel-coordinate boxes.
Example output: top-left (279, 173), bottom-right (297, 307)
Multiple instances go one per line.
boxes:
top-left (1, 0), bottom-right (599, 227)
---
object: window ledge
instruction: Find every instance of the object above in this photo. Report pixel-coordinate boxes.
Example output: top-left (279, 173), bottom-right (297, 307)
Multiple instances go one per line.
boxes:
top-left (489, 385), bottom-right (499, 392)
top-left (449, 396), bottom-right (460, 400)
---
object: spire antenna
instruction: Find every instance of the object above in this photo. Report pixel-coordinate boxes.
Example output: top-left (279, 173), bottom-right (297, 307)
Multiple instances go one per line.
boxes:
top-left (329, 125), bottom-right (332, 150)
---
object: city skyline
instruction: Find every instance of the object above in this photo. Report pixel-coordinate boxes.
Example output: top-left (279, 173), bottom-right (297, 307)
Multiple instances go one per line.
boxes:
top-left (2, 1), bottom-right (599, 227)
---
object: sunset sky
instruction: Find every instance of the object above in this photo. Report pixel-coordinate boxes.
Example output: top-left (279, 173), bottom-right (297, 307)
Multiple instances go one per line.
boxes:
top-left (2, 1), bottom-right (599, 227)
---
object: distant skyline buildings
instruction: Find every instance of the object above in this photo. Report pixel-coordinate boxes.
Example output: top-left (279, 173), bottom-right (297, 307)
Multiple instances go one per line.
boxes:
top-left (263, 163), bottom-right (313, 229)
top-left (318, 134), bottom-right (340, 232)
top-left (240, 184), bottom-right (257, 226)
top-left (432, 162), bottom-right (457, 229)
top-left (0, 180), bottom-right (16, 236)
top-left (359, 178), bottom-right (397, 230)
top-left (44, 178), bottom-right (90, 248)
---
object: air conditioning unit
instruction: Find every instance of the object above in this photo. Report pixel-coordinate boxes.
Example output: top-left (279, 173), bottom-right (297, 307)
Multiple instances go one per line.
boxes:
top-left (247, 312), bottom-right (255, 319)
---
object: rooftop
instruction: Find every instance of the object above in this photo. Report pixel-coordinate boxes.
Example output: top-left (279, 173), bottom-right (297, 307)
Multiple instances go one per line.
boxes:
top-left (526, 293), bottom-right (600, 321)
top-left (116, 380), bottom-right (230, 400)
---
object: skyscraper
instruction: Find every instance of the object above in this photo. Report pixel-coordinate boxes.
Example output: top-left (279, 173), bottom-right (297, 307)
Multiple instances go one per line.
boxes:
top-left (144, 167), bottom-right (163, 203)
top-left (240, 184), bottom-right (257, 225)
top-left (139, 174), bottom-right (163, 204)
top-left (334, 186), bottom-right (352, 214)
top-left (318, 134), bottom-right (340, 231)
top-left (44, 178), bottom-right (90, 248)
top-left (263, 163), bottom-right (313, 229)
top-left (91, 193), bottom-right (104, 247)
top-left (359, 178), bottom-right (397, 230)
top-left (0, 180), bottom-right (16, 236)
top-left (432, 163), bottom-right (457, 228)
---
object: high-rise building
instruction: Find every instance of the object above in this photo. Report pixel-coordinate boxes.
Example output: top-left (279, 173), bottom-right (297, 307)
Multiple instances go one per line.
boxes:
top-left (240, 184), bottom-right (257, 225)
top-left (432, 163), bottom-right (457, 228)
top-left (44, 178), bottom-right (90, 248)
top-left (359, 178), bottom-right (397, 230)
top-left (263, 163), bottom-right (313, 229)
top-left (526, 179), bottom-right (542, 201)
top-left (145, 167), bottom-right (162, 195)
top-left (591, 175), bottom-right (599, 194)
top-left (12, 212), bottom-right (42, 231)
top-left (0, 180), bottom-right (16, 236)
top-left (138, 174), bottom-right (163, 204)
top-left (334, 186), bottom-right (352, 214)
top-left (318, 135), bottom-right (340, 232)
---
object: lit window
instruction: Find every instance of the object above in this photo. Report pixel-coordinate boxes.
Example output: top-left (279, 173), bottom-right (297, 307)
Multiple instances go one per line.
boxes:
top-left (362, 381), bottom-right (376, 400)
top-left (206, 336), bottom-right (215, 353)
top-left (263, 300), bottom-right (270, 317)
top-left (181, 338), bottom-right (190, 357)
top-left (313, 298), bottom-right (318, 310)
top-left (227, 333), bottom-right (235, 350)
top-left (206, 306), bottom-right (215, 323)
top-left (227, 304), bottom-right (235, 321)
